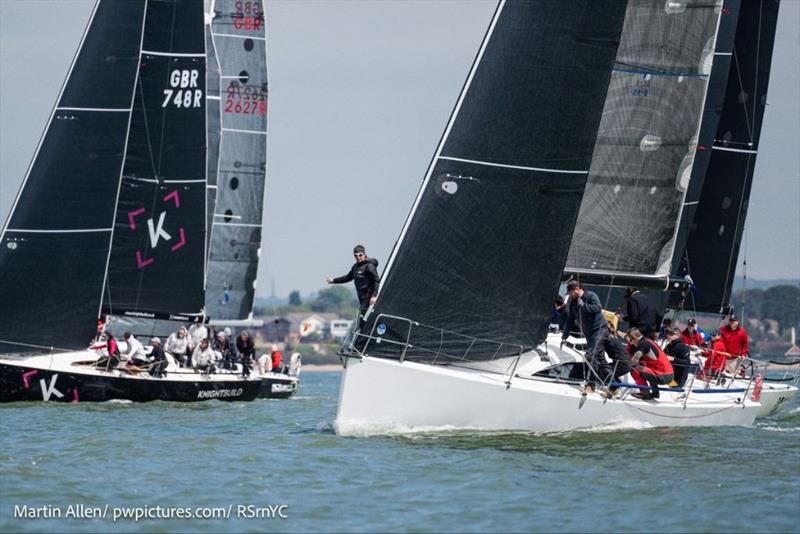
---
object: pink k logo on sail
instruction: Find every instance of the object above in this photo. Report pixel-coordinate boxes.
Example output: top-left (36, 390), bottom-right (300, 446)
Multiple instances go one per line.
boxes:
top-left (127, 189), bottom-right (187, 269)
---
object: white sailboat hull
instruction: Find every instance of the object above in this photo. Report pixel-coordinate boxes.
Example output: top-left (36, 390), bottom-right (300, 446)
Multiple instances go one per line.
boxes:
top-left (335, 352), bottom-right (761, 436)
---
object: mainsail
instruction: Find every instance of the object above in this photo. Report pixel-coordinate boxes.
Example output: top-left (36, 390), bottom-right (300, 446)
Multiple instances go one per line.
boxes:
top-left (673, 0), bottom-right (781, 313)
top-left (204, 0), bottom-right (268, 320)
top-left (564, 0), bottom-right (727, 290)
top-left (103, 0), bottom-right (207, 320)
top-left (358, 0), bottom-right (627, 362)
top-left (0, 0), bottom-right (146, 352)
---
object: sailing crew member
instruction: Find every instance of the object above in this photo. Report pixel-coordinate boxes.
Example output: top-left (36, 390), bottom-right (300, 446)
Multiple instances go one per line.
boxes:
top-left (236, 330), bottom-right (256, 377)
top-left (658, 318), bottom-right (672, 341)
top-left (701, 331), bottom-right (727, 378)
top-left (552, 295), bottom-right (567, 331)
top-left (664, 328), bottom-right (692, 387)
top-left (192, 338), bottom-right (216, 374)
top-left (188, 322), bottom-right (209, 357)
top-left (270, 344), bottom-right (283, 373)
top-left (148, 337), bottom-right (167, 378)
top-left (561, 280), bottom-right (612, 394)
top-left (96, 331), bottom-right (121, 370)
top-left (627, 327), bottom-right (674, 400)
top-left (214, 331), bottom-right (238, 370)
top-left (326, 244), bottom-right (380, 327)
top-left (720, 314), bottom-right (749, 374)
top-left (123, 332), bottom-right (149, 374)
top-left (165, 327), bottom-right (190, 366)
top-left (619, 287), bottom-right (658, 339)
top-left (681, 318), bottom-right (705, 348)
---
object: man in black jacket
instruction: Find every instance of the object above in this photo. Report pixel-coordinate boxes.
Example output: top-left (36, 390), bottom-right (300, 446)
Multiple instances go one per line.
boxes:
top-left (562, 280), bottom-right (612, 394)
top-left (621, 287), bottom-right (658, 338)
top-left (664, 327), bottom-right (692, 386)
top-left (326, 244), bottom-right (381, 324)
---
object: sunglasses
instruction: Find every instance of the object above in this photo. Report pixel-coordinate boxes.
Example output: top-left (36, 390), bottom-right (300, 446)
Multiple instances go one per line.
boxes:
top-left (354, 253), bottom-right (365, 257)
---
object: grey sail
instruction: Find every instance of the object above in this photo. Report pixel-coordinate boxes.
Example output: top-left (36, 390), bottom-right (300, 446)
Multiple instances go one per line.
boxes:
top-left (0, 0), bottom-right (146, 352)
top-left (565, 0), bottom-right (726, 289)
top-left (205, 0), bottom-right (268, 320)
top-left (357, 0), bottom-right (627, 363)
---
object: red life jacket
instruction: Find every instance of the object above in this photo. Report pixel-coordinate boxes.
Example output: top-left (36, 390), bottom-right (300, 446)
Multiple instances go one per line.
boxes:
top-left (271, 351), bottom-right (282, 370)
top-left (680, 329), bottom-right (704, 348)
top-left (702, 339), bottom-right (727, 375)
top-left (641, 339), bottom-right (674, 376)
top-left (720, 325), bottom-right (749, 356)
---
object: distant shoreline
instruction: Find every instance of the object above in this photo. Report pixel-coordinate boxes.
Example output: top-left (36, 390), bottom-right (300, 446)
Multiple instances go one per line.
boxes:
top-left (302, 364), bottom-right (342, 372)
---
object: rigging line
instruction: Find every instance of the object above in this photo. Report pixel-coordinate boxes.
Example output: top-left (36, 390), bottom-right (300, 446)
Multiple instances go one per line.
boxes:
top-left (751, 0), bottom-right (763, 150)
top-left (0, 339), bottom-right (72, 353)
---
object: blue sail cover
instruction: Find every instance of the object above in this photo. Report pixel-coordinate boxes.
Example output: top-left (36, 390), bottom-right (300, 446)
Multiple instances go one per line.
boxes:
top-left (360, 0), bottom-right (627, 362)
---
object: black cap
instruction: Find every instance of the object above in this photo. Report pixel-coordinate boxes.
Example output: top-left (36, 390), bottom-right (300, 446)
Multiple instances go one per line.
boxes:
top-left (687, 318), bottom-right (697, 326)
top-left (353, 244), bottom-right (366, 255)
top-left (729, 314), bottom-right (739, 322)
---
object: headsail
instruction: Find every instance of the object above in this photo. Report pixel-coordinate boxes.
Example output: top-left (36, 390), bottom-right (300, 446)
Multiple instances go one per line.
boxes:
top-left (358, 0), bottom-right (627, 362)
top-left (204, 0), bottom-right (268, 321)
top-left (564, 0), bottom-right (726, 290)
top-left (673, 0), bottom-right (781, 313)
top-left (0, 0), bottom-right (146, 352)
top-left (102, 0), bottom-right (207, 321)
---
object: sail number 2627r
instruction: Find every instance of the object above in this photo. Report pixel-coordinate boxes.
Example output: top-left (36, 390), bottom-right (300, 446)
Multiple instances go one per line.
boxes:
top-left (162, 69), bottom-right (203, 109)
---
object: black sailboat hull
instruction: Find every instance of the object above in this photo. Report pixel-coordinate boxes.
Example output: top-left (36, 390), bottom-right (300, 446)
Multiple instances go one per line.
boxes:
top-left (0, 363), bottom-right (260, 403)
top-left (257, 375), bottom-right (299, 399)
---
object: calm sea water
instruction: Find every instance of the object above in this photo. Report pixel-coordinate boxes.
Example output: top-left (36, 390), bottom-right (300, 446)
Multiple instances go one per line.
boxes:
top-left (1, 371), bottom-right (798, 533)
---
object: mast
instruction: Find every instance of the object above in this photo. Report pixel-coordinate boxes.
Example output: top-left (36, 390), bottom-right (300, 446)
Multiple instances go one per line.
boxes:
top-left (0, 0), bottom-right (147, 352)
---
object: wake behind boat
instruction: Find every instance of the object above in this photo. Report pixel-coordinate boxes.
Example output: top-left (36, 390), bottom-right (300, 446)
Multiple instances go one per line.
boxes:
top-left (0, 0), bottom-right (298, 402)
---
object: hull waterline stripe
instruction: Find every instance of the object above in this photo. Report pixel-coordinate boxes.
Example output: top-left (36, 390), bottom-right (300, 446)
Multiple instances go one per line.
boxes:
top-left (212, 32), bottom-right (265, 41)
top-left (56, 107), bottom-right (131, 112)
top-left (438, 156), bottom-right (589, 175)
top-left (712, 145), bottom-right (758, 154)
top-left (6, 228), bottom-right (112, 234)
top-left (221, 127), bottom-right (266, 135)
top-left (141, 50), bottom-right (205, 57)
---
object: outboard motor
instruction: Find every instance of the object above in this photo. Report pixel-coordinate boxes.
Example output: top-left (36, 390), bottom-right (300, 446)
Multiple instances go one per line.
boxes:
top-left (288, 353), bottom-right (302, 377)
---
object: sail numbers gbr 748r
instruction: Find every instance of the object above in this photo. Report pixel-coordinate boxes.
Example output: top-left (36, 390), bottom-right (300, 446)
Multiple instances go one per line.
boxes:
top-left (162, 69), bottom-right (203, 108)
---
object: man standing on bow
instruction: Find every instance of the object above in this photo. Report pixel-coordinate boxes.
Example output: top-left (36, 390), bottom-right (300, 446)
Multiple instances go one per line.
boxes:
top-left (326, 244), bottom-right (381, 326)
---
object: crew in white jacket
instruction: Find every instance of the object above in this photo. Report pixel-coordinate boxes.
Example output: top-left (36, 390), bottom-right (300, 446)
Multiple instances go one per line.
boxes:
top-left (192, 338), bottom-right (216, 373)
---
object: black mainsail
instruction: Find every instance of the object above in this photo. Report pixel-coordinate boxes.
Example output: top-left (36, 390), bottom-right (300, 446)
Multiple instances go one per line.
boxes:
top-left (565, 0), bottom-right (727, 290)
top-left (0, 0), bottom-right (146, 352)
top-left (204, 0), bottom-right (269, 321)
top-left (103, 0), bottom-right (207, 321)
top-left (357, 0), bottom-right (627, 362)
top-left (672, 0), bottom-right (781, 313)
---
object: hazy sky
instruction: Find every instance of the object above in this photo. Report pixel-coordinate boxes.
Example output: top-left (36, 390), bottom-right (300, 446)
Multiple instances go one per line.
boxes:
top-left (1, 0), bottom-right (798, 298)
